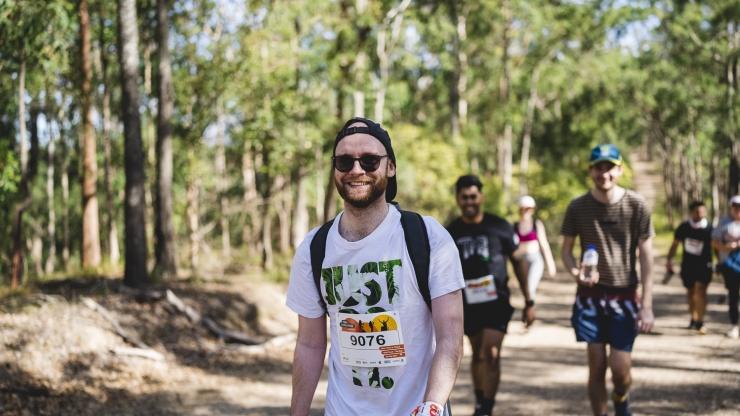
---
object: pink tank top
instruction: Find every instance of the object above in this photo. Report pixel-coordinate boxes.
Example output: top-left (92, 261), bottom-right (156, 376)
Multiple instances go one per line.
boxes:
top-left (515, 222), bottom-right (538, 242)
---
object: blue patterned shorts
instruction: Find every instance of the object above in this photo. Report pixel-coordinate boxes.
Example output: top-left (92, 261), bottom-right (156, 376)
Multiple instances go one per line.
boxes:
top-left (571, 286), bottom-right (639, 352)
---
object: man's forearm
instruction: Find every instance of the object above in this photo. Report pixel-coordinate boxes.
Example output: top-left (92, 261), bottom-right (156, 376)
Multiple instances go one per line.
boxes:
top-left (639, 241), bottom-right (654, 309)
top-left (424, 291), bottom-right (464, 406)
top-left (291, 341), bottom-right (326, 416)
top-left (561, 238), bottom-right (579, 279)
top-left (424, 326), bottom-right (462, 404)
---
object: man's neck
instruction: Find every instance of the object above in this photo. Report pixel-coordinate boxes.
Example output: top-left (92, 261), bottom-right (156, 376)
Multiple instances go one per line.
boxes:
top-left (590, 186), bottom-right (625, 205)
top-left (339, 199), bottom-right (390, 242)
top-left (461, 213), bottom-right (484, 224)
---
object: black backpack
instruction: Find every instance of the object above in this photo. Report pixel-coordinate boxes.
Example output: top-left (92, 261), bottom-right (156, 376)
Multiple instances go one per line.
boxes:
top-left (310, 205), bottom-right (432, 313)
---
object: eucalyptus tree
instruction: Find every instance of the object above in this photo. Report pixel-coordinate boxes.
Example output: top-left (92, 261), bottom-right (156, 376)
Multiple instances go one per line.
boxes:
top-left (118, 0), bottom-right (150, 287)
top-left (154, 0), bottom-right (177, 278)
top-left (79, 0), bottom-right (103, 268)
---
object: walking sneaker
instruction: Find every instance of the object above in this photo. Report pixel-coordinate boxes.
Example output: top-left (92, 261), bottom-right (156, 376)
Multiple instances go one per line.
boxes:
top-left (694, 322), bottom-right (707, 335)
top-left (687, 320), bottom-right (696, 330)
top-left (612, 392), bottom-right (631, 416)
top-left (726, 325), bottom-right (739, 339)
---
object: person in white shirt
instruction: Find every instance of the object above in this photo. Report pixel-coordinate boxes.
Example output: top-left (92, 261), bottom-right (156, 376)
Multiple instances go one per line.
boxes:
top-left (286, 117), bottom-right (465, 416)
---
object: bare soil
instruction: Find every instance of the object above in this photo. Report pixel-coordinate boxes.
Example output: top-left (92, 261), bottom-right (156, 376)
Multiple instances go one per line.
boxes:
top-left (1, 264), bottom-right (739, 415)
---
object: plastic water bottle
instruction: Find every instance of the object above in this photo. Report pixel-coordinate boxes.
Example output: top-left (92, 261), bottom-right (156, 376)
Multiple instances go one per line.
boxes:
top-left (582, 244), bottom-right (599, 281)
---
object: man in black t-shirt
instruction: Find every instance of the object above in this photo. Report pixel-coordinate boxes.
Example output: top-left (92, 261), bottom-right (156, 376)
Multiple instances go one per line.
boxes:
top-left (446, 175), bottom-right (532, 416)
top-left (666, 201), bottom-right (714, 334)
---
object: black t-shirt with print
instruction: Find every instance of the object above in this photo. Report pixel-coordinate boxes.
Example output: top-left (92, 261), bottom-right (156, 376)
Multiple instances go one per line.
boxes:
top-left (446, 213), bottom-right (518, 299)
top-left (674, 221), bottom-right (713, 268)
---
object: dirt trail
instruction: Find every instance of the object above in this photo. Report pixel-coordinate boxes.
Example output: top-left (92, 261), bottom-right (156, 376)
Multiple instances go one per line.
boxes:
top-left (2, 264), bottom-right (739, 415)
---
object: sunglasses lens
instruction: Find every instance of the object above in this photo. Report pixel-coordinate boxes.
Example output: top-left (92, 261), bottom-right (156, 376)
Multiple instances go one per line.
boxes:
top-left (334, 156), bottom-right (355, 172)
top-left (359, 155), bottom-right (382, 172)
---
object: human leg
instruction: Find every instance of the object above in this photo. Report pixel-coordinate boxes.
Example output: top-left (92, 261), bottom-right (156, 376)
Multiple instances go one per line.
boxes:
top-left (693, 281), bottom-right (708, 330)
top-left (688, 285), bottom-right (697, 321)
top-left (468, 332), bottom-right (484, 414)
top-left (587, 343), bottom-right (608, 416)
top-left (478, 328), bottom-right (505, 415)
top-left (609, 348), bottom-right (633, 416)
top-left (724, 269), bottom-right (740, 326)
top-left (525, 252), bottom-right (545, 301)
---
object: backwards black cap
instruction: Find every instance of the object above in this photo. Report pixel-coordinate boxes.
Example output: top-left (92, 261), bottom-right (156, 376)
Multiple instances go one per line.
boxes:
top-left (333, 117), bottom-right (397, 202)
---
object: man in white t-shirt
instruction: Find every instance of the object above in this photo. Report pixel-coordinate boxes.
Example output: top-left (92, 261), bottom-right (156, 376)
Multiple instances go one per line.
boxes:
top-left (286, 117), bottom-right (465, 416)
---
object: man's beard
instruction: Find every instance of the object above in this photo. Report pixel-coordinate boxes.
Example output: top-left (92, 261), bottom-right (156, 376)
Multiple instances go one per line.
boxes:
top-left (462, 204), bottom-right (480, 219)
top-left (336, 176), bottom-right (388, 209)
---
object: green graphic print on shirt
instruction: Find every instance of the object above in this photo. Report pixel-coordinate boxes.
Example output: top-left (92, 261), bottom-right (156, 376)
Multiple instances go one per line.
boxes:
top-left (322, 259), bottom-right (403, 389)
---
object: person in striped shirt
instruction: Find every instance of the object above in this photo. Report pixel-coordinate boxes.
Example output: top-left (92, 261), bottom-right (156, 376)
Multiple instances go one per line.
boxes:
top-left (560, 144), bottom-right (655, 416)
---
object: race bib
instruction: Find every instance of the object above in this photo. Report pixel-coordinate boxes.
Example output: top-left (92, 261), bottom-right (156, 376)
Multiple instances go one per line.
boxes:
top-left (337, 311), bottom-right (406, 368)
top-left (684, 238), bottom-right (704, 256)
top-left (464, 274), bottom-right (498, 304)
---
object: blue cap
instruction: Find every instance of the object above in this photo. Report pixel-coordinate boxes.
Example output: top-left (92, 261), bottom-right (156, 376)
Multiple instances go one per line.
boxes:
top-left (589, 144), bottom-right (623, 167)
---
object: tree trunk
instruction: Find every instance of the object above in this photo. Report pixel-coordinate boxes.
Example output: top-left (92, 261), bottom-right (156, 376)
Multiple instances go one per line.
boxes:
top-left (98, 9), bottom-right (120, 266)
top-left (154, 0), bottom-right (177, 278)
top-left (45, 108), bottom-right (56, 274)
top-left (143, 42), bottom-right (156, 258)
top-left (375, 28), bottom-right (388, 123)
top-left (118, 0), bottom-right (149, 287)
top-left (292, 172), bottom-right (309, 248)
top-left (259, 146), bottom-right (273, 269)
top-left (242, 142), bottom-right (260, 256)
top-left (18, 60), bottom-right (27, 173)
top-left (727, 21), bottom-right (739, 197)
top-left (186, 177), bottom-right (200, 272)
top-left (61, 125), bottom-right (70, 269)
top-left (519, 69), bottom-right (540, 197)
top-left (80, 0), bottom-right (102, 269)
top-left (711, 154), bottom-right (721, 225)
top-left (447, 0), bottom-right (467, 140)
top-left (375, 0), bottom-right (411, 124)
top-left (10, 97), bottom-right (39, 288)
top-left (275, 175), bottom-right (292, 254)
top-left (498, 1), bottom-right (513, 203)
top-left (215, 105), bottom-right (231, 260)
top-left (323, 88), bottom-right (343, 223)
top-left (261, 203), bottom-right (274, 269)
top-left (314, 147), bottom-right (325, 222)
top-left (10, 60), bottom-right (28, 287)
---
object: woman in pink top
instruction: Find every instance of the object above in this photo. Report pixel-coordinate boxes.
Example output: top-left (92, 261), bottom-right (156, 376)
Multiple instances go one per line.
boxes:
top-left (513, 195), bottom-right (557, 301)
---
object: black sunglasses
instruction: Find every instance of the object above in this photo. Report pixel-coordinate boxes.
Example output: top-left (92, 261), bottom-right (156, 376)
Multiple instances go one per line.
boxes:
top-left (333, 154), bottom-right (388, 173)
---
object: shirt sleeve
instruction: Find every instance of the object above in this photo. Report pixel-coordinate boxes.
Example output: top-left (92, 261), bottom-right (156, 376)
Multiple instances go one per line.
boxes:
top-left (560, 200), bottom-right (577, 236)
top-left (502, 221), bottom-right (519, 257)
top-left (424, 216), bottom-right (466, 300)
top-left (674, 223), bottom-right (685, 241)
top-left (636, 197), bottom-right (655, 240)
top-left (285, 228), bottom-right (326, 319)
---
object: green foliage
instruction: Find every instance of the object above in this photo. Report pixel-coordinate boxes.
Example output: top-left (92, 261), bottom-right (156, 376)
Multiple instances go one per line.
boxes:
top-left (393, 123), bottom-right (466, 221)
top-left (0, 0), bottom-right (736, 284)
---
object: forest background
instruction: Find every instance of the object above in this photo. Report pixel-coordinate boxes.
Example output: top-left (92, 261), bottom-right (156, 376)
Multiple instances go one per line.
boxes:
top-left (1, 0), bottom-right (738, 288)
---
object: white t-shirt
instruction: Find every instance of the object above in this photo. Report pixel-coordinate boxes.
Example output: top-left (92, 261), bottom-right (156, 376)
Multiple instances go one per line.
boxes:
top-left (286, 206), bottom-right (465, 416)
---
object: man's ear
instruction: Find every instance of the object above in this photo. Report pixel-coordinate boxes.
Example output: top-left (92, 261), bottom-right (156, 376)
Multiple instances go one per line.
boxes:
top-left (387, 160), bottom-right (396, 178)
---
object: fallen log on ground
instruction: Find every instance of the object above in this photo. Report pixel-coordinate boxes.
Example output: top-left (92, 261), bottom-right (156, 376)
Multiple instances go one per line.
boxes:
top-left (81, 297), bottom-right (150, 350)
top-left (164, 289), bottom-right (262, 345)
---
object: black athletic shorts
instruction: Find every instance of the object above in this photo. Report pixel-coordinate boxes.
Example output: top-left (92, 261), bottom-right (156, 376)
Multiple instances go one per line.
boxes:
top-left (463, 297), bottom-right (515, 336)
top-left (680, 263), bottom-right (712, 289)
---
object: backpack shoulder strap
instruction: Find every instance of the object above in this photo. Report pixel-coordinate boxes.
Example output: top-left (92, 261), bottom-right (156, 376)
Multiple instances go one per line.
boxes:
top-left (310, 219), bottom-right (335, 313)
top-left (400, 209), bottom-right (432, 311)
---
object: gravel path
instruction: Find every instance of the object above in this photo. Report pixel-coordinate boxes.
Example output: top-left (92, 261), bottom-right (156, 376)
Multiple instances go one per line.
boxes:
top-left (2, 267), bottom-right (738, 415)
